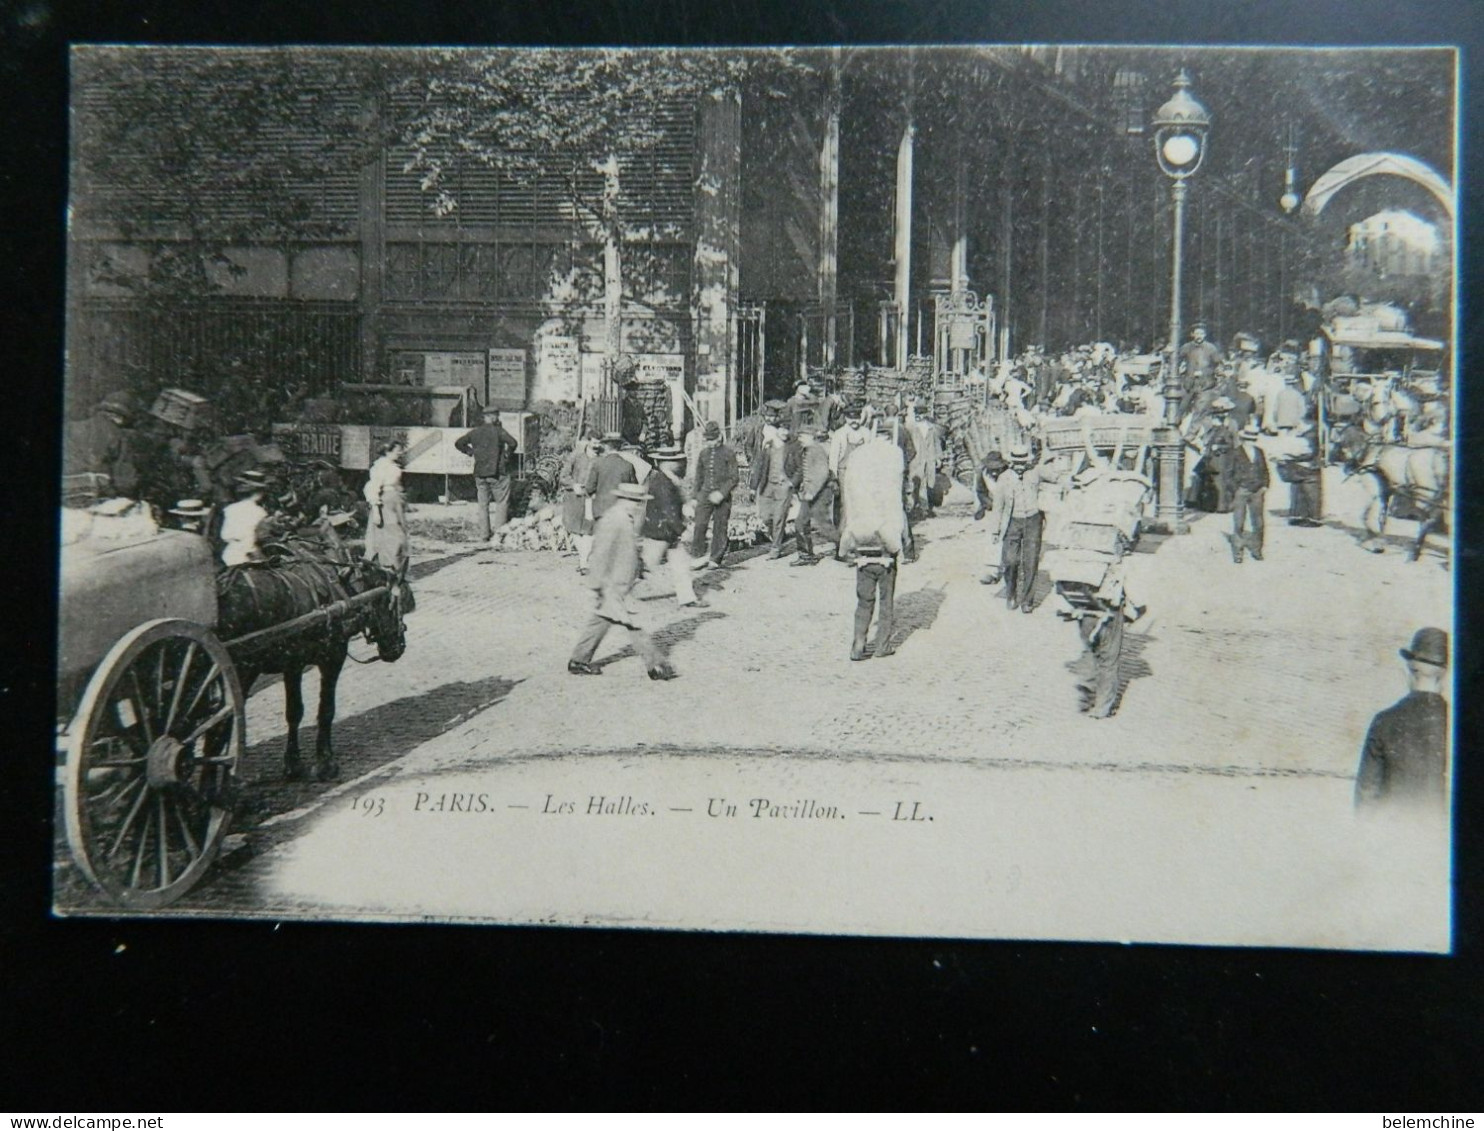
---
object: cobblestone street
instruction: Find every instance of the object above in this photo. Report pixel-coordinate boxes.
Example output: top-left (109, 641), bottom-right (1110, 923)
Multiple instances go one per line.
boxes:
top-left (226, 468), bottom-right (1449, 778)
top-left (66, 467), bottom-right (1446, 949)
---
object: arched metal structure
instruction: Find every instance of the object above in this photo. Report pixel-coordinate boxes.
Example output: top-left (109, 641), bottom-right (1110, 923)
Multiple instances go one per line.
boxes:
top-left (1301, 152), bottom-right (1454, 219)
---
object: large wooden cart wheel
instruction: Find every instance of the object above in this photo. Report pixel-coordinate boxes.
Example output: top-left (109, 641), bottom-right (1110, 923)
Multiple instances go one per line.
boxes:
top-left (64, 619), bottom-right (245, 909)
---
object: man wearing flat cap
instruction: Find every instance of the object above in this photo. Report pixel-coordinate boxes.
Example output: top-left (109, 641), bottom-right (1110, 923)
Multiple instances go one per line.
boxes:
top-left (1177, 323), bottom-right (1222, 423)
top-left (64, 391), bottom-right (145, 500)
top-left (455, 407), bottom-right (519, 540)
top-left (569, 481), bottom-right (676, 680)
top-left (1355, 627), bottom-right (1449, 810)
top-left (992, 442), bottom-right (1059, 613)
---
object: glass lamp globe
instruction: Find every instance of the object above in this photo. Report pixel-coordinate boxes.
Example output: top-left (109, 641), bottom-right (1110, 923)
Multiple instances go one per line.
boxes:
top-left (1280, 190), bottom-right (1300, 214)
top-left (1162, 133), bottom-right (1199, 167)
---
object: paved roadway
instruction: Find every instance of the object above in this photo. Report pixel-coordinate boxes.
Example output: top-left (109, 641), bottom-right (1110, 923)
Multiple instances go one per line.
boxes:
top-left (56, 469), bottom-right (1454, 949)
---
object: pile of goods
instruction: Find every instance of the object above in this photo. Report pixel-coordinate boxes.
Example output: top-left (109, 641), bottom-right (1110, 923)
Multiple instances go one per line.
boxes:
top-left (487, 505), bottom-right (577, 552)
top-left (725, 510), bottom-right (773, 548)
top-left (837, 362), bottom-right (933, 419)
top-left (828, 364), bottom-right (1032, 488)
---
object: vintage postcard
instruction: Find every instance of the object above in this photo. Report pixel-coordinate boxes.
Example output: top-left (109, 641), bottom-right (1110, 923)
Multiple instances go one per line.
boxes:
top-left (55, 45), bottom-right (1456, 950)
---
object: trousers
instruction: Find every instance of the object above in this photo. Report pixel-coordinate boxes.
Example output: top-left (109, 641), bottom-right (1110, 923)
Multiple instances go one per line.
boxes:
top-left (1002, 512), bottom-right (1044, 609)
top-left (1077, 609), bottom-right (1125, 717)
top-left (640, 537), bottom-right (697, 604)
top-left (570, 594), bottom-right (662, 669)
top-left (796, 487), bottom-right (836, 557)
top-left (475, 475), bottom-right (511, 540)
top-left (853, 560), bottom-right (897, 657)
top-left (1289, 476), bottom-right (1321, 522)
top-left (1231, 486), bottom-right (1266, 554)
top-left (691, 493), bottom-right (732, 564)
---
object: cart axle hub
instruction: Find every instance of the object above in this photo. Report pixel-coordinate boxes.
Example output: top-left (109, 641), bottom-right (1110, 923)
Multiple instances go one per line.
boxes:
top-left (145, 735), bottom-right (187, 790)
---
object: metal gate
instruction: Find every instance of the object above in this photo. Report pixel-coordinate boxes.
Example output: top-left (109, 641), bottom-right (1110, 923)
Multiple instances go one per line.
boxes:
top-left (735, 301), bottom-right (766, 422)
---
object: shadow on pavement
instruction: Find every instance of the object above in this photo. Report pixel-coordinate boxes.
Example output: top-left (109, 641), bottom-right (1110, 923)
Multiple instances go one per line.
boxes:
top-left (892, 583), bottom-right (947, 649)
top-left (408, 547), bottom-right (484, 582)
top-left (236, 675), bottom-right (523, 817)
top-left (594, 609), bottom-right (727, 669)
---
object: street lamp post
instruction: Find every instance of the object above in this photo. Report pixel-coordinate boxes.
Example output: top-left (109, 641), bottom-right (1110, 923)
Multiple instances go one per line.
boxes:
top-left (1151, 69), bottom-right (1211, 535)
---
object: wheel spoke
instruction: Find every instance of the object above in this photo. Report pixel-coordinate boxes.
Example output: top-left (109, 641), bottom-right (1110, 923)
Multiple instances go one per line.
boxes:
top-left (154, 645), bottom-right (167, 722)
top-left (162, 641), bottom-right (198, 737)
top-left (171, 796), bottom-right (201, 859)
top-left (182, 704), bottom-right (234, 748)
top-left (106, 779), bottom-right (150, 861)
top-left (128, 669), bottom-right (155, 745)
top-left (156, 794), bottom-right (172, 889)
top-left (129, 802), bottom-right (152, 889)
top-left (180, 661), bottom-right (222, 725)
top-left (89, 757), bottom-right (147, 768)
top-left (88, 773), bottom-right (143, 810)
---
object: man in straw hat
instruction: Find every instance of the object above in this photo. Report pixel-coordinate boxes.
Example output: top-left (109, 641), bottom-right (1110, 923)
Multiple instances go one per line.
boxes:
top-left (219, 469), bottom-right (272, 566)
top-left (569, 481), bottom-right (677, 680)
top-left (1356, 627), bottom-right (1449, 810)
top-left (640, 444), bottom-right (708, 609)
top-left (1227, 420), bottom-right (1270, 563)
top-left (165, 498), bottom-right (212, 535)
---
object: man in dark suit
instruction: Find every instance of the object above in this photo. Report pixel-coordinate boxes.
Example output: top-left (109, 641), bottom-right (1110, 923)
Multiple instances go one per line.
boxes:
top-left (689, 420), bottom-right (739, 568)
top-left (584, 431), bottom-right (638, 521)
top-left (454, 407), bottom-right (519, 540)
top-left (1356, 627), bottom-right (1449, 811)
top-left (1228, 420), bottom-right (1269, 563)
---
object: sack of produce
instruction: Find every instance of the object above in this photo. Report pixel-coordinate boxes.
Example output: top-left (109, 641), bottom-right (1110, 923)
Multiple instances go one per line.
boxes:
top-left (838, 438), bottom-right (907, 556)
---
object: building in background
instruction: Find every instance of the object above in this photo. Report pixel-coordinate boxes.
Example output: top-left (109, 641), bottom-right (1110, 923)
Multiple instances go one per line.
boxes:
top-left (67, 47), bottom-right (1455, 433)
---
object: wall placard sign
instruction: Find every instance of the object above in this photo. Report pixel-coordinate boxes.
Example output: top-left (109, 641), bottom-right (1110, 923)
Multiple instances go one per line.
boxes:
top-left (538, 334), bottom-right (581, 402)
top-left (487, 348), bottom-right (527, 406)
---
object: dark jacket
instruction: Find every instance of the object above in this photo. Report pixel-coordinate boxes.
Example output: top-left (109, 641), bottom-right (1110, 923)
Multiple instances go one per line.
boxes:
top-left (1228, 391), bottom-right (1258, 431)
top-left (585, 451), bottom-right (639, 519)
top-left (454, 420), bottom-right (518, 479)
top-left (1356, 691), bottom-right (1448, 808)
top-left (1230, 444), bottom-right (1269, 492)
top-left (693, 443), bottom-right (739, 498)
top-left (785, 442), bottom-right (832, 501)
top-left (620, 392), bottom-right (647, 445)
top-left (641, 469), bottom-right (687, 544)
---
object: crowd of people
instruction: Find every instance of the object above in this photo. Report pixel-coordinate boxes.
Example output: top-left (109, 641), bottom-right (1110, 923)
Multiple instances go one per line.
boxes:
top-left (62, 332), bottom-right (1449, 810)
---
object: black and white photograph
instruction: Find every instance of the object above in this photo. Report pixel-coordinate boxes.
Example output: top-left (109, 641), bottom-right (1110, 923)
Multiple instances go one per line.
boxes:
top-left (55, 43), bottom-right (1456, 950)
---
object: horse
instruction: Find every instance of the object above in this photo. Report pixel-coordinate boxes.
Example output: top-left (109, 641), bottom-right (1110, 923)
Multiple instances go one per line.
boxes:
top-left (1331, 423), bottom-right (1449, 561)
top-left (217, 551), bottom-right (408, 782)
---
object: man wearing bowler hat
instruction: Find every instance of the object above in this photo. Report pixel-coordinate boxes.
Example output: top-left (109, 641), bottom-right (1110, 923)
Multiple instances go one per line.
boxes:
top-left (568, 481), bottom-right (677, 680)
top-left (1355, 627), bottom-right (1449, 810)
top-left (584, 431), bottom-right (639, 521)
top-left (640, 445), bottom-right (707, 609)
